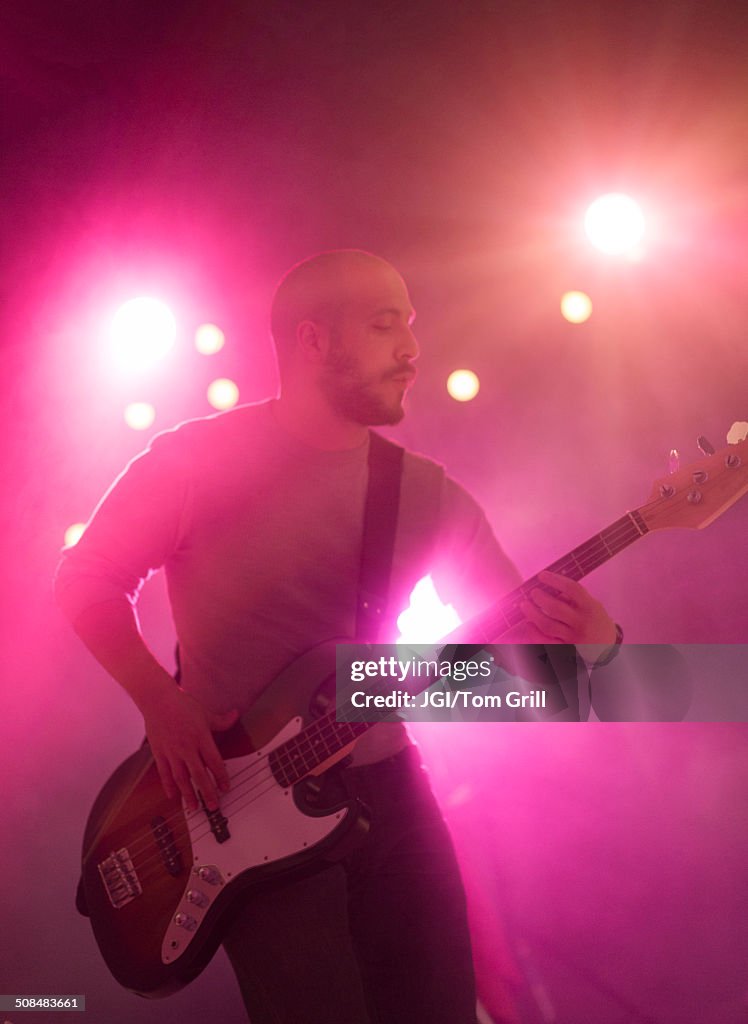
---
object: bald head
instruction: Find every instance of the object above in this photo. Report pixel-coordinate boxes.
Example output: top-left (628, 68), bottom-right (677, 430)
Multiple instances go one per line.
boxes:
top-left (270, 249), bottom-right (404, 367)
top-left (269, 249), bottom-right (418, 427)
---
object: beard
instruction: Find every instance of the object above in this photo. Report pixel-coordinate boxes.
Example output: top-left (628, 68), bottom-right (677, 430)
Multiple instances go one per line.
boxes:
top-left (319, 344), bottom-right (408, 426)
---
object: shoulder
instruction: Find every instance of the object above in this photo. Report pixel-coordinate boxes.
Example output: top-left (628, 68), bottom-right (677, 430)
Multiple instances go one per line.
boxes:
top-left (372, 435), bottom-right (489, 531)
top-left (400, 445), bottom-right (446, 487)
top-left (397, 443), bottom-right (486, 526)
top-left (393, 441), bottom-right (493, 554)
top-left (147, 401), bottom-right (272, 462)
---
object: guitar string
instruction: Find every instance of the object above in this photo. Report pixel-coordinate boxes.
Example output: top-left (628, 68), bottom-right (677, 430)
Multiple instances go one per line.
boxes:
top-left (107, 506), bottom-right (654, 878)
top-left (109, 491), bottom-right (695, 882)
top-left (120, 490), bottom-right (706, 889)
top-left (99, 474), bottom-right (744, 884)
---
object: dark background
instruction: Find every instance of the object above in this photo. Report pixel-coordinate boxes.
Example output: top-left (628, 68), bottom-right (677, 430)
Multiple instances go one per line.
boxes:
top-left (1, 2), bottom-right (747, 1022)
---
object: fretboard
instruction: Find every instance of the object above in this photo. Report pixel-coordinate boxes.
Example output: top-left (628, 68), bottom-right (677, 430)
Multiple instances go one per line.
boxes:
top-left (269, 509), bottom-right (649, 787)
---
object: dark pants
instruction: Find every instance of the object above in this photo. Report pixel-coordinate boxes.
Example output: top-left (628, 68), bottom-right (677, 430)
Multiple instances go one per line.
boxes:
top-left (222, 745), bottom-right (477, 1024)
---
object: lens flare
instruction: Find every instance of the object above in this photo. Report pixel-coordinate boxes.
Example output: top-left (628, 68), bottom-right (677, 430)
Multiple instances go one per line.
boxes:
top-left (396, 576), bottom-right (461, 644)
top-left (124, 402), bottom-right (156, 430)
top-left (584, 193), bottom-right (645, 255)
top-left (447, 369), bottom-right (480, 402)
top-left (195, 323), bottom-right (225, 355)
top-left (111, 297), bottom-right (177, 371)
top-left (207, 378), bottom-right (240, 410)
top-left (560, 291), bottom-right (593, 324)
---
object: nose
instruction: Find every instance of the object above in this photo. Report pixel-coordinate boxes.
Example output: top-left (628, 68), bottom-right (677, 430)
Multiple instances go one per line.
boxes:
top-left (397, 324), bottom-right (419, 363)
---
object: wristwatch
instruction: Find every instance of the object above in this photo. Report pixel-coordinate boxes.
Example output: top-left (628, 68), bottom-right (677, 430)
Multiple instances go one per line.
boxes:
top-left (592, 622), bottom-right (624, 667)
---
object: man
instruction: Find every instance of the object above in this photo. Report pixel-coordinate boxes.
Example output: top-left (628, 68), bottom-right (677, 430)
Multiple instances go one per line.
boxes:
top-left (56, 249), bottom-right (617, 1023)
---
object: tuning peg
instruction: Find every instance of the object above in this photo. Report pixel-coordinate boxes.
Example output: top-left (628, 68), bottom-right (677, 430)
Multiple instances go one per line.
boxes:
top-left (668, 449), bottom-right (680, 474)
top-left (697, 436), bottom-right (715, 456)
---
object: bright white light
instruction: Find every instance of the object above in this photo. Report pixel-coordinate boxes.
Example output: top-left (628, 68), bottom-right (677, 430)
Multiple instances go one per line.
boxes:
top-left (111, 297), bottom-right (177, 371)
top-left (560, 291), bottom-right (593, 324)
top-left (207, 378), bottom-right (240, 410)
top-left (396, 576), bottom-right (461, 644)
top-left (64, 523), bottom-right (86, 548)
top-left (124, 402), bottom-right (156, 430)
top-left (447, 369), bottom-right (480, 403)
top-left (584, 193), bottom-right (645, 255)
top-left (727, 421), bottom-right (748, 444)
top-left (195, 323), bottom-right (225, 355)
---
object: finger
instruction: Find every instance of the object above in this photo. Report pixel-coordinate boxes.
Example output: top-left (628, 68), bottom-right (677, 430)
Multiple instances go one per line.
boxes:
top-left (529, 586), bottom-right (580, 623)
top-left (520, 599), bottom-right (575, 642)
top-left (199, 736), bottom-right (231, 795)
top-left (153, 754), bottom-right (178, 802)
top-left (172, 762), bottom-right (200, 812)
top-left (189, 756), bottom-right (223, 811)
top-left (538, 570), bottom-right (584, 599)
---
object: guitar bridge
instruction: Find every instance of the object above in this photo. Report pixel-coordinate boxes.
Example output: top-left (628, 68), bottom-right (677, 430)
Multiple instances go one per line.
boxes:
top-left (98, 848), bottom-right (142, 909)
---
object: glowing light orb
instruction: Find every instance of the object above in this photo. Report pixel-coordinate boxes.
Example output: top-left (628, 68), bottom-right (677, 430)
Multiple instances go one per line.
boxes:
top-left (64, 522), bottom-right (86, 548)
top-left (207, 378), bottom-right (240, 410)
top-left (727, 421), bottom-right (748, 444)
top-left (195, 323), bottom-right (225, 355)
top-left (584, 193), bottom-right (645, 255)
top-left (124, 402), bottom-right (156, 430)
top-left (396, 576), bottom-right (461, 644)
top-left (560, 291), bottom-right (593, 324)
top-left (111, 297), bottom-right (177, 371)
top-left (447, 369), bottom-right (480, 403)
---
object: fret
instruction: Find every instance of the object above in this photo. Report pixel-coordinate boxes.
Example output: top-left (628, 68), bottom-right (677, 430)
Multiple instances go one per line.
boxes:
top-left (270, 713), bottom-right (371, 787)
top-left (438, 511), bottom-right (648, 647)
top-left (270, 508), bottom-right (654, 787)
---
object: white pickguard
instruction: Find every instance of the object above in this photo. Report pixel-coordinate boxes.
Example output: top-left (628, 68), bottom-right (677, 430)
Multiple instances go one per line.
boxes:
top-left (161, 718), bottom-right (349, 964)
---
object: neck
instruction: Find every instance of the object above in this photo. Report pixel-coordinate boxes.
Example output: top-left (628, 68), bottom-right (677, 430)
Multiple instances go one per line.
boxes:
top-left (271, 390), bottom-right (369, 451)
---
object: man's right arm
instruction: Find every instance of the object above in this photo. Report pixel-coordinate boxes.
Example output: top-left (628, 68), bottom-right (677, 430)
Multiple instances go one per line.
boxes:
top-left (70, 599), bottom-right (236, 811)
top-left (56, 427), bottom-right (236, 811)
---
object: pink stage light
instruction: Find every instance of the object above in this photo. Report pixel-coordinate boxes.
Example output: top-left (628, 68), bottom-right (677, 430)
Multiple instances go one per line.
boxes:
top-left (207, 377), bottom-right (240, 410)
top-left (195, 323), bottom-right (225, 355)
top-left (124, 402), bottom-right (156, 430)
top-left (447, 369), bottom-right (480, 403)
top-left (396, 575), bottom-right (461, 644)
top-left (111, 297), bottom-right (177, 371)
top-left (584, 193), bottom-right (645, 256)
top-left (560, 290), bottom-right (593, 324)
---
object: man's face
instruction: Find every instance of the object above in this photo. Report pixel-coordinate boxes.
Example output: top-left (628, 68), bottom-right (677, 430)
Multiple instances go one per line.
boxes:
top-left (318, 265), bottom-right (419, 426)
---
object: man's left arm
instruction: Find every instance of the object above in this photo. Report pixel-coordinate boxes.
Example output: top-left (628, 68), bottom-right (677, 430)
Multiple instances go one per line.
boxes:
top-left (430, 478), bottom-right (620, 717)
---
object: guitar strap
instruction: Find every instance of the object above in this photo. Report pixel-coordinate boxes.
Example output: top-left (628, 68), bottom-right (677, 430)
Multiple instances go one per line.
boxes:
top-left (357, 432), bottom-right (447, 644)
top-left (356, 431), bottom-right (406, 642)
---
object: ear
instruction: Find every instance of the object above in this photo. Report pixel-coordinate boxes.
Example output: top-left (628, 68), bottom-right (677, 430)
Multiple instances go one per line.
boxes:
top-left (296, 320), bottom-right (330, 363)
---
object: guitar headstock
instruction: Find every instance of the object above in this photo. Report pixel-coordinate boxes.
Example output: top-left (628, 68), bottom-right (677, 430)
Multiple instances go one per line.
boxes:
top-left (639, 437), bottom-right (748, 532)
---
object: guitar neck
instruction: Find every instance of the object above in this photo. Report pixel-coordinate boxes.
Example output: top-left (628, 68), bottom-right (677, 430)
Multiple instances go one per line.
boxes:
top-left (269, 508), bottom-right (650, 786)
top-left (445, 508), bottom-right (648, 645)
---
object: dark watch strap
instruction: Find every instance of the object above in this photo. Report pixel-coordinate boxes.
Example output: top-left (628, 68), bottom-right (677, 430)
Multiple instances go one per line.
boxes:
top-left (592, 622), bottom-right (624, 667)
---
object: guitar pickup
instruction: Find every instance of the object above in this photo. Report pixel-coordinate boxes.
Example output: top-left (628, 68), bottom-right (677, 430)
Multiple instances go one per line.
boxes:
top-left (200, 800), bottom-right (230, 844)
top-left (151, 816), bottom-right (184, 877)
top-left (98, 848), bottom-right (142, 909)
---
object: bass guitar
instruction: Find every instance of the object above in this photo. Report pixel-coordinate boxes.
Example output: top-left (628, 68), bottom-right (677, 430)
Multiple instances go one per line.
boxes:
top-left (79, 436), bottom-right (747, 996)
